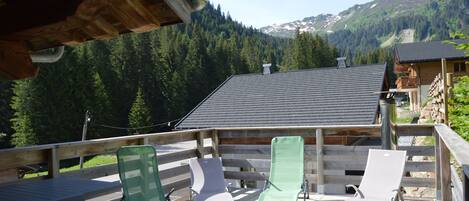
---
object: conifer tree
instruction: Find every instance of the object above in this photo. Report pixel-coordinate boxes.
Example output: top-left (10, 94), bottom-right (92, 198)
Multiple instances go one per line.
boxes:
top-left (0, 81), bottom-right (13, 148)
top-left (128, 88), bottom-right (153, 134)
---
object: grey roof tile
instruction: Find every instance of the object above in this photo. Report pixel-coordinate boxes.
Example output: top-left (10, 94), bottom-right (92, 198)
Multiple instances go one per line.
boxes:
top-left (176, 64), bottom-right (387, 129)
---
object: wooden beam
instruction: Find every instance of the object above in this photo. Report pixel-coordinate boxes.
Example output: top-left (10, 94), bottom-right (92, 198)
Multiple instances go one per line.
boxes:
top-left (47, 148), bottom-right (60, 178)
top-left (463, 165), bottom-right (469, 201)
top-left (196, 131), bottom-right (206, 158)
top-left (435, 129), bottom-right (442, 200)
top-left (440, 138), bottom-right (452, 201)
top-left (163, 0), bottom-right (192, 23)
top-left (126, 0), bottom-right (161, 26)
top-left (211, 130), bottom-right (220, 157)
top-left (0, 40), bottom-right (38, 80)
top-left (435, 124), bottom-right (469, 166)
top-left (316, 128), bottom-right (324, 194)
top-left (92, 16), bottom-right (119, 38)
top-left (441, 58), bottom-right (449, 125)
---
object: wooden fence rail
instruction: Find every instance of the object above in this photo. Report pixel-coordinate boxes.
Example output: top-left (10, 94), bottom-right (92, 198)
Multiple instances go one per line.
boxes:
top-left (0, 124), bottom-right (467, 201)
top-left (434, 124), bottom-right (469, 201)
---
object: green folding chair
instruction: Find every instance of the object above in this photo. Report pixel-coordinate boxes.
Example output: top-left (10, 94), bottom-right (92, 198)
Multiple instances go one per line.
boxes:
top-left (258, 136), bottom-right (309, 201)
top-left (117, 145), bottom-right (174, 201)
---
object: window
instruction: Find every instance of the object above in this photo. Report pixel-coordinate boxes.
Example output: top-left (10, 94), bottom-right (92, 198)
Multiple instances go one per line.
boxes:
top-left (454, 62), bottom-right (467, 73)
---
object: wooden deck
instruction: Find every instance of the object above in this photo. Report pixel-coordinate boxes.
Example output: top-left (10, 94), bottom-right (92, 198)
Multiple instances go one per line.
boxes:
top-left (89, 187), bottom-right (435, 201)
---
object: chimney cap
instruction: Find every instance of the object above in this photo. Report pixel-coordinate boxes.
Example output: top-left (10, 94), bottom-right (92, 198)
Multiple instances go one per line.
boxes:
top-left (336, 57), bottom-right (347, 68)
top-left (263, 63), bottom-right (272, 75)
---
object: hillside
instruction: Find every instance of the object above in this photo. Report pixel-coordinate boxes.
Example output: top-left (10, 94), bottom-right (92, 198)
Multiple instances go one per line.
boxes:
top-left (261, 0), bottom-right (428, 37)
top-left (261, 0), bottom-right (468, 52)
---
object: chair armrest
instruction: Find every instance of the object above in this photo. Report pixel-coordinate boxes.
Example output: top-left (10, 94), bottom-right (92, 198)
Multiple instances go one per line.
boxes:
top-left (303, 179), bottom-right (310, 199)
top-left (225, 181), bottom-right (233, 189)
top-left (189, 188), bottom-right (198, 201)
top-left (346, 184), bottom-right (364, 198)
top-left (263, 179), bottom-right (268, 191)
top-left (392, 189), bottom-right (405, 201)
top-left (165, 188), bottom-right (175, 201)
top-left (262, 173), bottom-right (270, 191)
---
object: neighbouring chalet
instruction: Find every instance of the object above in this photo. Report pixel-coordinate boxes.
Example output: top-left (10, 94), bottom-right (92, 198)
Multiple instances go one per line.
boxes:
top-left (394, 40), bottom-right (469, 111)
top-left (176, 62), bottom-right (388, 131)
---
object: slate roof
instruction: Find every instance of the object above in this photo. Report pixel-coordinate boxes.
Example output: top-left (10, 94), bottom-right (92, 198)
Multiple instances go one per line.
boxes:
top-left (395, 40), bottom-right (468, 64)
top-left (175, 64), bottom-right (387, 129)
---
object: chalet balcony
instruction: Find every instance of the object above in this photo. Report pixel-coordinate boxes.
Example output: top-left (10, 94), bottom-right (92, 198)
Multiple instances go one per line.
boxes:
top-left (0, 124), bottom-right (467, 201)
top-left (396, 76), bottom-right (418, 89)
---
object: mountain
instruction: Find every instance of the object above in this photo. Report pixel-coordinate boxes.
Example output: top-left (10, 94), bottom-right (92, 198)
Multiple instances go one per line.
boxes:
top-left (261, 0), bottom-right (468, 52)
top-left (261, 0), bottom-right (429, 37)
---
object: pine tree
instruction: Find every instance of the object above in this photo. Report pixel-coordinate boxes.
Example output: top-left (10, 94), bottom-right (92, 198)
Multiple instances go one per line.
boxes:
top-left (11, 47), bottom-right (97, 146)
top-left (128, 88), bottom-right (153, 134)
top-left (0, 81), bottom-right (13, 148)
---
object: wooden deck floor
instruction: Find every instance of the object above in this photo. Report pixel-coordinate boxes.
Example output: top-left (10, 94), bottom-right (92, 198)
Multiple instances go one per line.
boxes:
top-left (88, 187), bottom-right (433, 201)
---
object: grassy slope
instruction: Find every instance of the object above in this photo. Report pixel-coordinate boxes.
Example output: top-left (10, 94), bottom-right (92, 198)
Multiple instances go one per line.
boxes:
top-left (24, 155), bottom-right (116, 178)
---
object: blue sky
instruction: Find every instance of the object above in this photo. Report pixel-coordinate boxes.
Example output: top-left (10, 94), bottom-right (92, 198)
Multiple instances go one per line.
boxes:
top-left (208, 0), bottom-right (373, 28)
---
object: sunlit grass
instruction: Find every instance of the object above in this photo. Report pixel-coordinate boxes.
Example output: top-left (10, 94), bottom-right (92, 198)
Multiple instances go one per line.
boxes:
top-left (24, 155), bottom-right (116, 179)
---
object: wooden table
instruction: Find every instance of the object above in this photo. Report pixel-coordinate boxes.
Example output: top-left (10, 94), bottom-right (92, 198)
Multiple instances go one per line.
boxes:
top-left (0, 177), bottom-right (120, 201)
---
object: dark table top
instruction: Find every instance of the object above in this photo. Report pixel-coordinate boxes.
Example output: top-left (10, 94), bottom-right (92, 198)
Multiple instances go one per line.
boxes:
top-left (0, 177), bottom-right (121, 201)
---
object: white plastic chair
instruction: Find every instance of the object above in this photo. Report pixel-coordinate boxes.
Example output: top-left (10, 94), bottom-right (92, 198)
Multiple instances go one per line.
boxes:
top-left (189, 157), bottom-right (233, 201)
top-left (346, 149), bottom-right (407, 201)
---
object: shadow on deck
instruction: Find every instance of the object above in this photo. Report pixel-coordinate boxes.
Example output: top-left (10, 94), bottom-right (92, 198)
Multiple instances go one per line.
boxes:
top-left (90, 187), bottom-right (434, 201)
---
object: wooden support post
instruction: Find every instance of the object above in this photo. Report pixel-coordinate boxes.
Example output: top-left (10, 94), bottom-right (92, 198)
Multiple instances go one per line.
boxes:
top-left (47, 147), bottom-right (60, 178)
top-left (139, 137), bottom-right (149, 145)
top-left (463, 165), bottom-right (469, 201)
top-left (79, 111), bottom-right (90, 169)
top-left (434, 129), bottom-right (442, 201)
top-left (316, 128), bottom-right (324, 194)
top-left (196, 131), bottom-right (206, 158)
top-left (211, 130), bottom-right (220, 158)
top-left (441, 58), bottom-right (449, 125)
top-left (447, 73), bottom-right (454, 99)
top-left (439, 137), bottom-right (452, 201)
top-left (380, 99), bottom-right (395, 149)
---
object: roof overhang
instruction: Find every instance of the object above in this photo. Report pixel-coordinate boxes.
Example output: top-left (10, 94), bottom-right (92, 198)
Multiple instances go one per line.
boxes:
top-left (0, 0), bottom-right (206, 80)
top-left (397, 56), bottom-right (469, 64)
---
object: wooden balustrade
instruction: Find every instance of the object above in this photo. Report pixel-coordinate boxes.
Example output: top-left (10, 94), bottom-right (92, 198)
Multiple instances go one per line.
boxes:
top-left (434, 124), bottom-right (469, 201)
top-left (0, 124), bottom-right (467, 200)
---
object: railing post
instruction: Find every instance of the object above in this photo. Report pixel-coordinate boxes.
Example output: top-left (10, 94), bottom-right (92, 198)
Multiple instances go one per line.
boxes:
top-left (211, 130), bottom-right (219, 157)
top-left (441, 58), bottom-right (449, 125)
top-left (439, 137), bottom-right (452, 201)
top-left (380, 99), bottom-right (396, 150)
top-left (79, 111), bottom-right (90, 169)
top-left (196, 131), bottom-right (206, 158)
top-left (139, 137), bottom-right (149, 145)
top-left (463, 165), bottom-right (469, 201)
top-left (316, 128), bottom-right (324, 194)
top-left (434, 129), bottom-right (442, 201)
top-left (47, 147), bottom-right (60, 178)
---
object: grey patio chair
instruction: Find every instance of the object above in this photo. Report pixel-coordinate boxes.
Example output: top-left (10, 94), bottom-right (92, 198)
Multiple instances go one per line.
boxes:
top-left (346, 149), bottom-right (407, 201)
top-left (189, 157), bottom-right (234, 201)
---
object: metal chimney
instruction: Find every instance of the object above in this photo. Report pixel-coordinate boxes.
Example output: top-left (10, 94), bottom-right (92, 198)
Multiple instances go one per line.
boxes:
top-left (263, 63), bottom-right (272, 75)
top-left (336, 57), bottom-right (347, 68)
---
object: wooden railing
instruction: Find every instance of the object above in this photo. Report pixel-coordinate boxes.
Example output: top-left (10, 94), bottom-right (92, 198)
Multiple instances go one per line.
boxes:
top-left (434, 124), bottom-right (469, 201)
top-left (396, 76), bottom-right (417, 89)
top-left (217, 124), bottom-right (435, 194)
top-left (0, 128), bottom-right (215, 193)
top-left (0, 124), bottom-right (467, 201)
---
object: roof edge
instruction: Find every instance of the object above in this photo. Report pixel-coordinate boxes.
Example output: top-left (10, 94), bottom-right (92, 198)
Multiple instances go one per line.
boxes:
top-left (231, 63), bottom-right (387, 78)
top-left (175, 75), bottom-right (235, 129)
top-left (371, 62), bottom-right (388, 124)
top-left (397, 56), bottom-right (469, 64)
